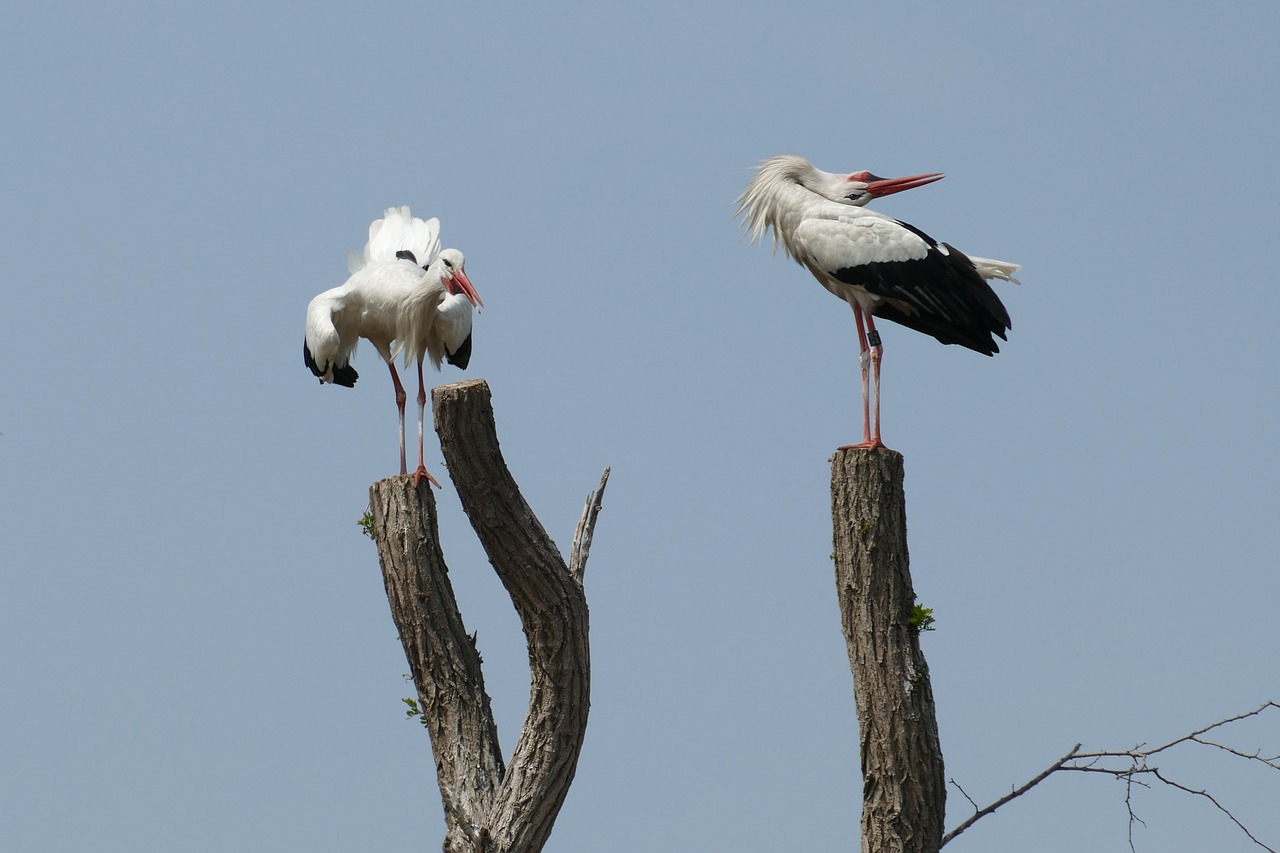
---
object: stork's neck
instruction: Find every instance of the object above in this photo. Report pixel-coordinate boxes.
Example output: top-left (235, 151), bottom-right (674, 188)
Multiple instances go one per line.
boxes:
top-left (739, 156), bottom-right (860, 261)
top-left (777, 181), bottom-right (837, 254)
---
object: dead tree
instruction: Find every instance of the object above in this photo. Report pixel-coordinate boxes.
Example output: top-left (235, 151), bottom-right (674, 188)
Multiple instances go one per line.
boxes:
top-left (367, 378), bottom-right (608, 853)
top-left (829, 446), bottom-right (1277, 853)
top-left (831, 447), bottom-right (946, 853)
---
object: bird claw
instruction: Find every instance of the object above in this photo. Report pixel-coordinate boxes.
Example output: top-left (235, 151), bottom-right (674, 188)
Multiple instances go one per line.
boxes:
top-left (839, 439), bottom-right (886, 451)
top-left (411, 467), bottom-right (442, 489)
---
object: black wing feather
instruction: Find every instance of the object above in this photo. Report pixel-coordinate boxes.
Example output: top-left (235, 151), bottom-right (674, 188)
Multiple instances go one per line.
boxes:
top-left (445, 331), bottom-right (472, 369)
top-left (833, 222), bottom-right (1011, 355)
top-left (303, 338), bottom-right (358, 387)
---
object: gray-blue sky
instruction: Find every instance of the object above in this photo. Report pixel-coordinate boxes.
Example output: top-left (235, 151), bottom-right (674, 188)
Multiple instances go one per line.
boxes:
top-left (3, 2), bottom-right (1278, 850)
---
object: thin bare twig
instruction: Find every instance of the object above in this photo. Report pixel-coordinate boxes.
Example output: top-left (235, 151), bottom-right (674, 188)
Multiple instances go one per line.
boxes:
top-left (949, 778), bottom-right (980, 812)
top-left (1124, 772), bottom-right (1149, 853)
top-left (1077, 701), bottom-right (1280, 764)
top-left (1150, 769), bottom-right (1276, 853)
top-left (941, 744), bottom-right (1082, 846)
top-left (941, 702), bottom-right (1280, 851)
top-left (1192, 737), bottom-right (1280, 769)
top-left (568, 467), bottom-right (611, 583)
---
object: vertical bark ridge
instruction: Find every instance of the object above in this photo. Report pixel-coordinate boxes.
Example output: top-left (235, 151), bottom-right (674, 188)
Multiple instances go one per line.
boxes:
top-left (831, 447), bottom-right (945, 853)
top-left (433, 379), bottom-right (591, 853)
top-left (368, 475), bottom-right (504, 852)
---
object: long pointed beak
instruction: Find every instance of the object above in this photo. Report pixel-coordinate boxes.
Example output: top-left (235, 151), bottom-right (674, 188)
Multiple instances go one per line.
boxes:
top-left (450, 268), bottom-right (484, 310)
top-left (864, 171), bottom-right (945, 198)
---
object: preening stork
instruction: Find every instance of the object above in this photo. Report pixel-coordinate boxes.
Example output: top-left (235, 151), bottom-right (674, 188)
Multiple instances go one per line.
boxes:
top-left (736, 155), bottom-right (1019, 448)
top-left (304, 206), bottom-right (482, 486)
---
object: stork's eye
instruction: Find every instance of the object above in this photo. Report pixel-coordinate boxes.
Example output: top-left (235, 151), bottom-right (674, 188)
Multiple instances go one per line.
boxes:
top-left (442, 258), bottom-right (454, 269)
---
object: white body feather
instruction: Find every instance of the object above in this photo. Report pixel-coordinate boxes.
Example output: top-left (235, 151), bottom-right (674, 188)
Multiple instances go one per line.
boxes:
top-left (968, 256), bottom-right (1021, 284)
top-left (346, 206), bottom-right (441, 274)
top-left (305, 207), bottom-right (471, 384)
top-left (305, 259), bottom-right (438, 381)
top-left (394, 248), bottom-right (474, 370)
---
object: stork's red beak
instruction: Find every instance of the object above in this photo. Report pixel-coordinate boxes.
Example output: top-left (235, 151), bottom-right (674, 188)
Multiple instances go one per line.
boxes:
top-left (449, 268), bottom-right (484, 310)
top-left (862, 171), bottom-right (945, 198)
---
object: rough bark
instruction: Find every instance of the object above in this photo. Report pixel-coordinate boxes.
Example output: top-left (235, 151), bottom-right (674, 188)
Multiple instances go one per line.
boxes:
top-left (433, 379), bottom-right (592, 853)
top-left (367, 378), bottom-right (599, 853)
top-left (368, 476), bottom-right (504, 850)
top-left (831, 447), bottom-right (945, 853)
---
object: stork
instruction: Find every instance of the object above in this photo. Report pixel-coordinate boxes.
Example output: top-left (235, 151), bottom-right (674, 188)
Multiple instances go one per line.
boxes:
top-left (394, 247), bottom-right (482, 487)
top-left (304, 206), bottom-right (482, 486)
top-left (736, 155), bottom-right (1019, 449)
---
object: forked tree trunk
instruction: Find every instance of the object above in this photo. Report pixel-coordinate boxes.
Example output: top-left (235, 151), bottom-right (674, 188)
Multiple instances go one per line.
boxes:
top-left (368, 379), bottom-right (606, 853)
top-left (831, 447), bottom-right (945, 853)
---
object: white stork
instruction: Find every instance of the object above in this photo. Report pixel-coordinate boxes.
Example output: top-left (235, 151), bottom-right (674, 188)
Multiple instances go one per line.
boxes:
top-left (394, 247), bottom-right (482, 486)
top-left (304, 206), bottom-right (482, 486)
top-left (736, 154), bottom-right (1019, 448)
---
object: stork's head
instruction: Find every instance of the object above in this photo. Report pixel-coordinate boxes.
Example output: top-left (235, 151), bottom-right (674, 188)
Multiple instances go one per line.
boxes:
top-left (436, 248), bottom-right (483, 309)
top-left (828, 169), bottom-right (945, 207)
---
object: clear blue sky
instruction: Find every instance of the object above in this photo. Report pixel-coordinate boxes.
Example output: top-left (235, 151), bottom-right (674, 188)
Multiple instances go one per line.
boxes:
top-left (4, 2), bottom-right (1278, 851)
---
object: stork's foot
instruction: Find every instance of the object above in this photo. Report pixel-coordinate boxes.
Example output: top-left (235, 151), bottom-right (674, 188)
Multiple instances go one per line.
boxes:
top-left (839, 439), bottom-right (886, 451)
top-left (411, 466), bottom-right (442, 489)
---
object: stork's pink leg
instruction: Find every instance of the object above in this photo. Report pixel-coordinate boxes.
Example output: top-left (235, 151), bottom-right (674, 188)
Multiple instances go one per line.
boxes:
top-left (864, 312), bottom-right (884, 448)
top-left (411, 359), bottom-right (441, 488)
top-left (387, 362), bottom-right (408, 475)
top-left (843, 304), bottom-right (873, 447)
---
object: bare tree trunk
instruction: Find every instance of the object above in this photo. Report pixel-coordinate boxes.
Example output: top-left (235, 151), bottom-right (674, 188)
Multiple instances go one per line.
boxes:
top-left (368, 378), bottom-right (603, 853)
top-left (433, 379), bottom-right (593, 852)
top-left (831, 447), bottom-right (945, 853)
top-left (368, 476), bottom-right (504, 851)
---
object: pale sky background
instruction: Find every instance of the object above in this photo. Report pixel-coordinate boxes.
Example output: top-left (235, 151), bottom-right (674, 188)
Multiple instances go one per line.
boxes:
top-left (4, 2), bottom-right (1279, 851)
